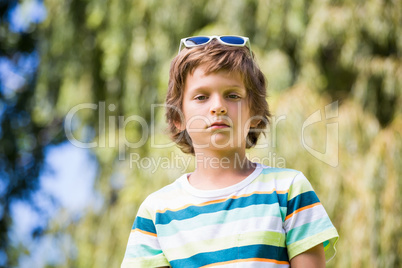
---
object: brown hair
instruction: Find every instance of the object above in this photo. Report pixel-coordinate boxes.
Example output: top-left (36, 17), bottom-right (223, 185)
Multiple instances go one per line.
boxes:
top-left (165, 40), bottom-right (271, 154)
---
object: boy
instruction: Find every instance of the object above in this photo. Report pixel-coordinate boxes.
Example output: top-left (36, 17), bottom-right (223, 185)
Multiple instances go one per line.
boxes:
top-left (122, 36), bottom-right (338, 267)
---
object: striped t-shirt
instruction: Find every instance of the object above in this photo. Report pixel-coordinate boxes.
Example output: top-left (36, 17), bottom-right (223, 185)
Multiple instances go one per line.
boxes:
top-left (122, 163), bottom-right (338, 267)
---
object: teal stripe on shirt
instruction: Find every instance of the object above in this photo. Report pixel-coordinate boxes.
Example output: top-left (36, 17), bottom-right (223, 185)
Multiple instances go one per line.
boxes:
top-left (156, 203), bottom-right (283, 237)
top-left (124, 244), bottom-right (163, 258)
top-left (286, 216), bottom-right (334, 244)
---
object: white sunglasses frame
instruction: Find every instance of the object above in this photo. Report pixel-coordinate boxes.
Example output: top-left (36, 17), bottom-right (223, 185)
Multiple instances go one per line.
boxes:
top-left (178, 35), bottom-right (252, 55)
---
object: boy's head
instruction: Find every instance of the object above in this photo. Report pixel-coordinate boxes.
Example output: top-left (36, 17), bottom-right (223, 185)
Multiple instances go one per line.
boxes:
top-left (166, 37), bottom-right (271, 154)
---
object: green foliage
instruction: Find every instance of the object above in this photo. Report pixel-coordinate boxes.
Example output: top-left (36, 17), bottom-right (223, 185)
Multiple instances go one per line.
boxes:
top-left (26, 0), bottom-right (402, 267)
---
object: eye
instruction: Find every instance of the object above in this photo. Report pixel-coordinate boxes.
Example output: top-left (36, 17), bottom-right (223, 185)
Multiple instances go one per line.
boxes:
top-left (227, 94), bottom-right (241, 100)
top-left (195, 95), bottom-right (208, 101)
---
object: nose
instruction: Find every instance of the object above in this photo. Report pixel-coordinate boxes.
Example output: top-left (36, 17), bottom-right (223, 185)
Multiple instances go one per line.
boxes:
top-left (210, 95), bottom-right (227, 115)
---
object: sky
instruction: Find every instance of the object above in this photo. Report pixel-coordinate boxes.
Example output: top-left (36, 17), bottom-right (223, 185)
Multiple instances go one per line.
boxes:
top-left (10, 142), bottom-right (98, 267)
top-left (0, 0), bottom-right (45, 98)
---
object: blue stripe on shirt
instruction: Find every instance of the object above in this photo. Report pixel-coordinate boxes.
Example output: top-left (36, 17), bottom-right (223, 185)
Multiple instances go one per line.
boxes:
top-left (155, 192), bottom-right (288, 225)
top-left (286, 191), bottom-right (320, 217)
top-left (132, 216), bottom-right (157, 234)
top-left (169, 244), bottom-right (289, 267)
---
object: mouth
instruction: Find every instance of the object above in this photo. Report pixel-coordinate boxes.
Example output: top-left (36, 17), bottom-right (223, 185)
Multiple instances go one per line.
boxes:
top-left (208, 121), bottom-right (230, 129)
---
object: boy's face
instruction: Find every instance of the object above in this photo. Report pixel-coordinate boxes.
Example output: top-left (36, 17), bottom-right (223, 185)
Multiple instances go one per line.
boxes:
top-left (176, 65), bottom-right (259, 152)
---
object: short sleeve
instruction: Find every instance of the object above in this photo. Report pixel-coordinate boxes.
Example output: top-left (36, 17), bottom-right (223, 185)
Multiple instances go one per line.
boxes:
top-left (284, 172), bottom-right (339, 262)
top-left (121, 201), bottom-right (170, 268)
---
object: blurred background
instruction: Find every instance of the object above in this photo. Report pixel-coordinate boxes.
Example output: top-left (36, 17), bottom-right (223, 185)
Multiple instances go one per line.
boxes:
top-left (0, 0), bottom-right (401, 267)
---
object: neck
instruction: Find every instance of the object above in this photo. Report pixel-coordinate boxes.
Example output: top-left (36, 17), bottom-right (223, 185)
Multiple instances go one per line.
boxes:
top-left (189, 148), bottom-right (256, 190)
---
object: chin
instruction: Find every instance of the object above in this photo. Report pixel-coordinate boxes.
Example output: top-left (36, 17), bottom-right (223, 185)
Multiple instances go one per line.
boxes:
top-left (209, 136), bottom-right (235, 149)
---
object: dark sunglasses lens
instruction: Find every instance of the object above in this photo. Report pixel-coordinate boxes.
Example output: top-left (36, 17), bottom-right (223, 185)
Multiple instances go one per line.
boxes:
top-left (220, 36), bottom-right (245, 45)
top-left (184, 37), bottom-right (210, 46)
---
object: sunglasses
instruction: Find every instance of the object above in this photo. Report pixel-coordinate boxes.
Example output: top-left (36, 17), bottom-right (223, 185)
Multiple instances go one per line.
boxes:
top-left (178, 35), bottom-right (252, 55)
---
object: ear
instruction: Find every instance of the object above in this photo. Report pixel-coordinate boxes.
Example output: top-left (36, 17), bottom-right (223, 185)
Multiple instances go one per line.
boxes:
top-left (174, 119), bottom-right (186, 132)
top-left (250, 119), bottom-right (261, 128)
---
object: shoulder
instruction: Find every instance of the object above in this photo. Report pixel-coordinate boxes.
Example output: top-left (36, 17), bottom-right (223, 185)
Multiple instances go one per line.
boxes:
top-left (257, 164), bottom-right (306, 183)
top-left (255, 164), bottom-right (314, 194)
top-left (259, 165), bottom-right (301, 176)
top-left (143, 177), bottom-right (183, 202)
top-left (139, 174), bottom-right (188, 214)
